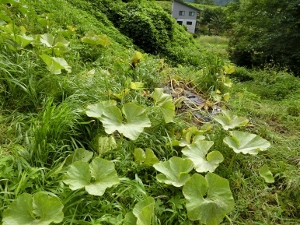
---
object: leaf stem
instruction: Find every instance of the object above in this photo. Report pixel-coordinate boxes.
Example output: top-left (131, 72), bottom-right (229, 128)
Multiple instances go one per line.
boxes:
top-left (225, 214), bottom-right (234, 225)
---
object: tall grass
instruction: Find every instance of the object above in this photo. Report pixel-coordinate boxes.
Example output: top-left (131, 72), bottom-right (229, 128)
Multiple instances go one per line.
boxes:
top-left (24, 97), bottom-right (83, 167)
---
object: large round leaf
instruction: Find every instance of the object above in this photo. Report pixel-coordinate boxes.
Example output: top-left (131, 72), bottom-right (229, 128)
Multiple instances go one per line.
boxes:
top-left (223, 130), bottom-right (271, 155)
top-left (63, 157), bottom-right (119, 196)
top-left (153, 157), bottom-right (194, 187)
top-left (2, 192), bottom-right (64, 225)
top-left (101, 102), bottom-right (151, 140)
top-left (183, 173), bottom-right (234, 225)
top-left (151, 88), bottom-right (175, 123)
top-left (85, 100), bottom-right (117, 119)
top-left (182, 140), bottom-right (223, 173)
top-left (214, 110), bottom-right (249, 130)
top-left (133, 196), bottom-right (155, 225)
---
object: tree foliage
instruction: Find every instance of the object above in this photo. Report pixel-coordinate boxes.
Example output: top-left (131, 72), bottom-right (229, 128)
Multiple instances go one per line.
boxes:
top-left (103, 1), bottom-right (174, 54)
top-left (228, 0), bottom-right (300, 75)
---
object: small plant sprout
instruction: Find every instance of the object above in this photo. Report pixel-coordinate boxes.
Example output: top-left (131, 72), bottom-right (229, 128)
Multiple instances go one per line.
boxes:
top-left (131, 51), bottom-right (143, 68)
top-left (134, 148), bottom-right (159, 166)
top-left (179, 126), bottom-right (208, 147)
top-left (92, 135), bottom-right (117, 156)
top-left (259, 165), bottom-right (275, 183)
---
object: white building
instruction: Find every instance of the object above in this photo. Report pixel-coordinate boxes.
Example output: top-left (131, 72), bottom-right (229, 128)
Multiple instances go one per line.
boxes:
top-left (171, 0), bottom-right (200, 34)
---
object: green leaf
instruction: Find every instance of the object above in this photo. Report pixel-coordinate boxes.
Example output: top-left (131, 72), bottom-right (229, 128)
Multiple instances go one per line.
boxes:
top-left (123, 212), bottom-right (137, 225)
top-left (130, 82), bottom-right (144, 90)
top-left (40, 33), bottom-right (55, 47)
top-left (133, 196), bottom-right (155, 225)
top-left (2, 192), bottom-right (64, 225)
top-left (151, 88), bottom-right (175, 123)
top-left (223, 65), bottom-right (236, 75)
top-left (223, 76), bottom-right (232, 88)
top-left (86, 157), bottom-right (120, 196)
top-left (153, 157), bottom-right (194, 187)
top-left (214, 110), bottom-right (249, 130)
top-left (40, 54), bottom-right (71, 74)
top-left (64, 148), bottom-right (93, 167)
top-left (81, 31), bottom-right (111, 47)
top-left (179, 126), bottom-right (207, 147)
top-left (93, 135), bottom-right (117, 156)
top-left (15, 34), bottom-right (33, 48)
top-left (85, 100), bottom-right (117, 119)
top-left (182, 140), bottom-right (223, 173)
top-left (64, 161), bottom-right (91, 190)
top-left (183, 173), bottom-right (234, 225)
top-left (223, 131), bottom-right (271, 155)
top-left (63, 157), bottom-right (119, 196)
top-left (259, 165), bottom-right (275, 183)
top-left (101, 102), bottom-right (151, 140)
top-left (134, 148), bottom-right (159, 166)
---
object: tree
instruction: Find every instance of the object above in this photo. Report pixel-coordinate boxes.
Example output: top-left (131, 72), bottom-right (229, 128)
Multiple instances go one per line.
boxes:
top-left (195, 0), bottom-right (214, 5)
top-left (228, 0), bottom-right (300, 75)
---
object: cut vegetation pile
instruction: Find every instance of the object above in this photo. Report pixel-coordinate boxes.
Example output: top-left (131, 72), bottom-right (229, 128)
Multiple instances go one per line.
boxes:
top-left (0, 0), bottom-right (299, 224)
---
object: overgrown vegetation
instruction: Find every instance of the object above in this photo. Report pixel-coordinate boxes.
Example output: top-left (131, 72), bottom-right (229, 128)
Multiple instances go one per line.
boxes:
top-left (1, 0), bottom-right (300, 224)
top-left (228, 0), bottom-right (300, 75)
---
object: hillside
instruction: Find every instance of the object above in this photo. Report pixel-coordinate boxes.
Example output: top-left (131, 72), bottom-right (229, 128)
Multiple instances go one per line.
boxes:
top-left (184, 0), bottom-right (234, 6)
top-left (1, 0), bottom-right (300, 225)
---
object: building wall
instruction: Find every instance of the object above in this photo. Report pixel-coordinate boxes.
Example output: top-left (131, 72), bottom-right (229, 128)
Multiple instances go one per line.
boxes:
top-left (176, 19), bottom-right (197, 33)
top-left (172, 1), bottom-right (198, 33)
top-left (172, 2), bottom-right (197, 20)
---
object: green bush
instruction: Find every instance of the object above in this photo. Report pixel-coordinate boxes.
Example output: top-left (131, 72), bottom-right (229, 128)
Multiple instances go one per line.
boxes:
top-left (228, 0), bottom-right (300, 76)
top-left (106, 1), bottom-right (174, 54)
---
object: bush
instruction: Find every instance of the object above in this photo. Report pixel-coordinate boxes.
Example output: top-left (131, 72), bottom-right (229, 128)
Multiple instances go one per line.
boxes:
top-left (228, 0), bottom-right (300, 76)
top-left (107, 1), bottom-right (174, 55)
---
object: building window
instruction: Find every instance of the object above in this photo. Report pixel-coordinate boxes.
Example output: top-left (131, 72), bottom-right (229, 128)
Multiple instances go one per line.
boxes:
top-left (186, 21), bottom-right (193, 25)
top-left (179, 11), bottom-right (185, 16)
top-left (189, 11), bottom-right (195, 16)
top-left (177, 21), bottom-right (183, 25)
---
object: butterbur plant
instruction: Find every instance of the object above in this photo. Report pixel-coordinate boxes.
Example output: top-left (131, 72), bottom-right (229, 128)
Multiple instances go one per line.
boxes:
top-left (2, 192), bottom-right (64, 225)
top-left (153, 157), bottom-right (194, 187)
top-left (85, 88), bottom-right (175, 140)
top-left (183, 173), bottom-right (235, 224)
top-left (182, 140), bottom-right (224, 173)
top-left (124, 196), bottom-right (155, 225)
top-left (63, 157), bottom-right (119, 196)
top-left (151, 110), bottom-right (271, 224)
top-left (85, 100), bottom-right (151, 140)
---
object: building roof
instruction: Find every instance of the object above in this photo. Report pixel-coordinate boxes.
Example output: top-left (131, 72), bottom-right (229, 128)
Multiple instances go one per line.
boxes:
top-left (173, 0), bottom-right (201, 12)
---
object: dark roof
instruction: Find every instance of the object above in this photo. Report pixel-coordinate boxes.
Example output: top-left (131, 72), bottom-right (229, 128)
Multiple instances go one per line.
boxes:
top-left (173, 0), bottom-right (201, 11)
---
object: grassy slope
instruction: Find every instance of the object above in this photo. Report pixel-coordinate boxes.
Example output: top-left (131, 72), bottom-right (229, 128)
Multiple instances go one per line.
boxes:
top-left (0, 0), bottom-right (300, 224)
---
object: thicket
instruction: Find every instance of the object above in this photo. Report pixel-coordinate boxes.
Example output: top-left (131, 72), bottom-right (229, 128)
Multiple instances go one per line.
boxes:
top-left (71, 0), bottom-right (215, 68)
top-left (228, 0), bottom-right (300, 76)
top-left (195, 4), bottom-right (232, 35)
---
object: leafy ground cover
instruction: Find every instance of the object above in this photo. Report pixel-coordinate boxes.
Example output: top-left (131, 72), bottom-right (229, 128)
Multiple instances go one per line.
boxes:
top-left (0, 1), bottom-right (300, 225)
